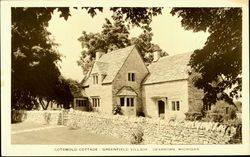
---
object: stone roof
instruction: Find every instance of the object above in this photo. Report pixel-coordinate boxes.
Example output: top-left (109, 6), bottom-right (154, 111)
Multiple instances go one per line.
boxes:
top-left (70, 86), bottom-right (88, 98)
top-left (91, 61), bottom-right (109, 75)
top-left (143, 52), bottom-right (192, 85)
top-left (116, 86), bottom-right (137, 96)
top-left (83, 45), bottom-right (136, 85)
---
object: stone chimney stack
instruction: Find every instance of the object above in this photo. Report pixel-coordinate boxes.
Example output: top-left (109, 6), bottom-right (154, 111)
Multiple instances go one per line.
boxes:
top-left (96, 51), bottom-right (104, 61)
top-left (153, 51), bottom-right (160, 62)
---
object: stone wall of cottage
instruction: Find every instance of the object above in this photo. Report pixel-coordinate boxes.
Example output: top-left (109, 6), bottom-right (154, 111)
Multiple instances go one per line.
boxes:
top-left (187, 75), bottom-right (204, 113)
top-left (85, 84), bottom-right (113, 114)
top-left (66, 110), bottom-right (238, 144)
top-left (142, 80), bottom-right (189, 119)
top-left (112, 48), bottom-right (149, 116)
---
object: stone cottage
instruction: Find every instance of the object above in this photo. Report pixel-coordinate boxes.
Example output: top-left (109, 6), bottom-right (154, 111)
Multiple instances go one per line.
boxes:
top-left (81, 45), bottom-right (204, 119)
top-left (142, 52), bottom-right (203, 119)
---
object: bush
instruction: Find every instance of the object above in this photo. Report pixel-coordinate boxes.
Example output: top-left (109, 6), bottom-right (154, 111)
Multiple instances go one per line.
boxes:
top-left (87, 105), bottom-right (93, 112)
top-left (185, 112), bottom-right (203, 121)
top-left (212, 101), bottom-right (237, 120)
top-left (11, 110), bottom-right (27, 123)
top-left (226, 119), bottom-right (242, 144)
top-left (130, 126), bottom-right (144, 144)
top-left (137, 111), bottom-right (145, 117)
top-left (229, 124), bottom-right (242, 144)
top-left (204, 112), bottom-right (223, 122)
top-left (113, 105), bottom-right (122, 115)
top-left (202, 101), bottom-right (238, 122)
top-left (223, 118), bottom-right (242, 127)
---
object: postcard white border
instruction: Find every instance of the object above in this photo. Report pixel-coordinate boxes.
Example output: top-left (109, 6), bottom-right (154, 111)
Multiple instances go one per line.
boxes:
top-left (1, 0), bottom-right (249, 156)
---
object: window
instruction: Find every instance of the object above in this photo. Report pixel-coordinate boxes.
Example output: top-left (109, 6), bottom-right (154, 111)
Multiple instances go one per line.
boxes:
top-left (204, 104), bottom-right (212, 111)
top-left (92, 98), bottom-right (100, 107)
top-left (127, 98), bottom-right (134, 107)
top-left (120, 97), bottom-right (124, 106)
top-left (172, 101), bottom-right (175, 111)
top-left (76, 99), bottom-right (86, 107)
top-left (93, 75), bottom-right (98, 84)
top-left (128, 73), bottom-right (135, 82)
top-left (131, 98), bottom-right (134, 107)
top-left (176, 101), bottom-right (180, 111)
top-left (172, 101), bottom-right (180, 111)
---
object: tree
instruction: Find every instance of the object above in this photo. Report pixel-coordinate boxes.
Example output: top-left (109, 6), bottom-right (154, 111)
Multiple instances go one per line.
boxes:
top-left (131, 30), bottom-right (168, 65)
top-left (110, 7), bottom-right (162, 30)
top-left (11, 7), bottom-right (72, 110)
top-left (54, 77), bottom-right (78, 109)
top-left (171, 8), bottom-right (242, 107)
top-left (77, 12), bottom-right (168, 74)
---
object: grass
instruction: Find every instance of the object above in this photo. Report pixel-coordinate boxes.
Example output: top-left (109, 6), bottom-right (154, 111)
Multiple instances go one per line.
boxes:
top-left (11, 121), bottom-right (50, 132)
top-left (11, 122), bottom-right (129, 145)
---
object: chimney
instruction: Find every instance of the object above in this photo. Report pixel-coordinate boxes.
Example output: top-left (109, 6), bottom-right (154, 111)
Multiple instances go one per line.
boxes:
top-left (96, 51), bottom-right (104, 61)
top-left (153, 51), bottom-right (160, 62)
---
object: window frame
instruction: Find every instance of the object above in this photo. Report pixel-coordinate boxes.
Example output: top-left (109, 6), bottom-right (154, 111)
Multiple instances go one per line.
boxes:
top-left (93, 74), bottom-right (99, 84)
top-left (76, 99), bottom-right (86, 107)
top-left (126, 98), bottom-right (134, 107)
top-left (92, 97), bottom-right (100, 107)
top-left (128, 73), bottom-right (135, 82)
top-left (120, 97), bottom-right (125, 107)
top-left (171, 101), bottom-right (180, 111)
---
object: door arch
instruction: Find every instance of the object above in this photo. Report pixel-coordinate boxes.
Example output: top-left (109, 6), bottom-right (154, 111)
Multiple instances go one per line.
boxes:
top-left (158, 100), bottom-right (165, 116)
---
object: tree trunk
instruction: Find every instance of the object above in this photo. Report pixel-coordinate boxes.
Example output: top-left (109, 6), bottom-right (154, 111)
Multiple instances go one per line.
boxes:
top-left (39, 98), bottom-right (50, 110)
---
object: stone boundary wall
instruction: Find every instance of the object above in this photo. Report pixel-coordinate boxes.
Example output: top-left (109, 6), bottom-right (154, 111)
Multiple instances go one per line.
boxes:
top-left (66, 109), bottom-right (238, 145)
top-left (23, 110), bottom-right (63, 125)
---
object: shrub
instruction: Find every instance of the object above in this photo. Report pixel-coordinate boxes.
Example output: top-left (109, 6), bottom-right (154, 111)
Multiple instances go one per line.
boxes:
top-left (202, 101), bottom-right (238, 122)
top-left (11, 110), bottom-right (27, 123)
top-left (204, 112), bottom-right (223, 122)
top-left (137, 111), bottom-right (145, 117)
top-left (225, 107), bottom-right (237, 120)
top-left (88, 105), bottom-right (93, 112)
top-left (185, 112), bottom-right (203, 121)
top-left (228, 122), bottom-right (242, 144)
top-left (212, 101), bottom-right (237, 120)
top-left (223, 118), bottom-right (242, 127)
top-left (113, 105), bottom-right (122, 115)
top-left (130, 126), bottom-right (144, 144)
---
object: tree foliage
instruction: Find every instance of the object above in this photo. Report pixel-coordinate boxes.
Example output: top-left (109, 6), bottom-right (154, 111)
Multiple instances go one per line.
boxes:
top-left (110, 7), bottom-right (162, 30)
top-left (171, 8), bottom-right (242, 106)
top-left (77, 12), bottom-right (168, 74)
top-left (11, 8), bottom-right (74, 110)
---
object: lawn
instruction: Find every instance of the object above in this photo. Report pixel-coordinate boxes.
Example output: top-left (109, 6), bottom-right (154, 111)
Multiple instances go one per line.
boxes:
top-left (11, 122), bottom-right (130, 145)
top-left (12, 121), bottom-right (51, 132)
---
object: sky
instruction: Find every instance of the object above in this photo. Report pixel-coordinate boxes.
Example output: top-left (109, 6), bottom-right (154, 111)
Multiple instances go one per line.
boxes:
top-left (47, 8), bottom-right (210, 82)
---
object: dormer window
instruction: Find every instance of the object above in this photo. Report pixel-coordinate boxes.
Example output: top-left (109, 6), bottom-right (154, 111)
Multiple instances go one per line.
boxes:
top-left (93, 74), bottom-right (98, 84)
top-left (128, 73), bottom-right (135, 82)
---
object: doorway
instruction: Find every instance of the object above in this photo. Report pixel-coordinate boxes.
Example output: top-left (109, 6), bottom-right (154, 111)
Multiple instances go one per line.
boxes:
top-left (158, 100), bottom-right (165, 116)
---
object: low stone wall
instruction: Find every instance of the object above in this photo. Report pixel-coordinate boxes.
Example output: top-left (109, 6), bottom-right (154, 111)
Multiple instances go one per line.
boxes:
top-left (23, 110), bottom-right (63, 125)
top-left (66, 109), bottom-right (239, 145)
